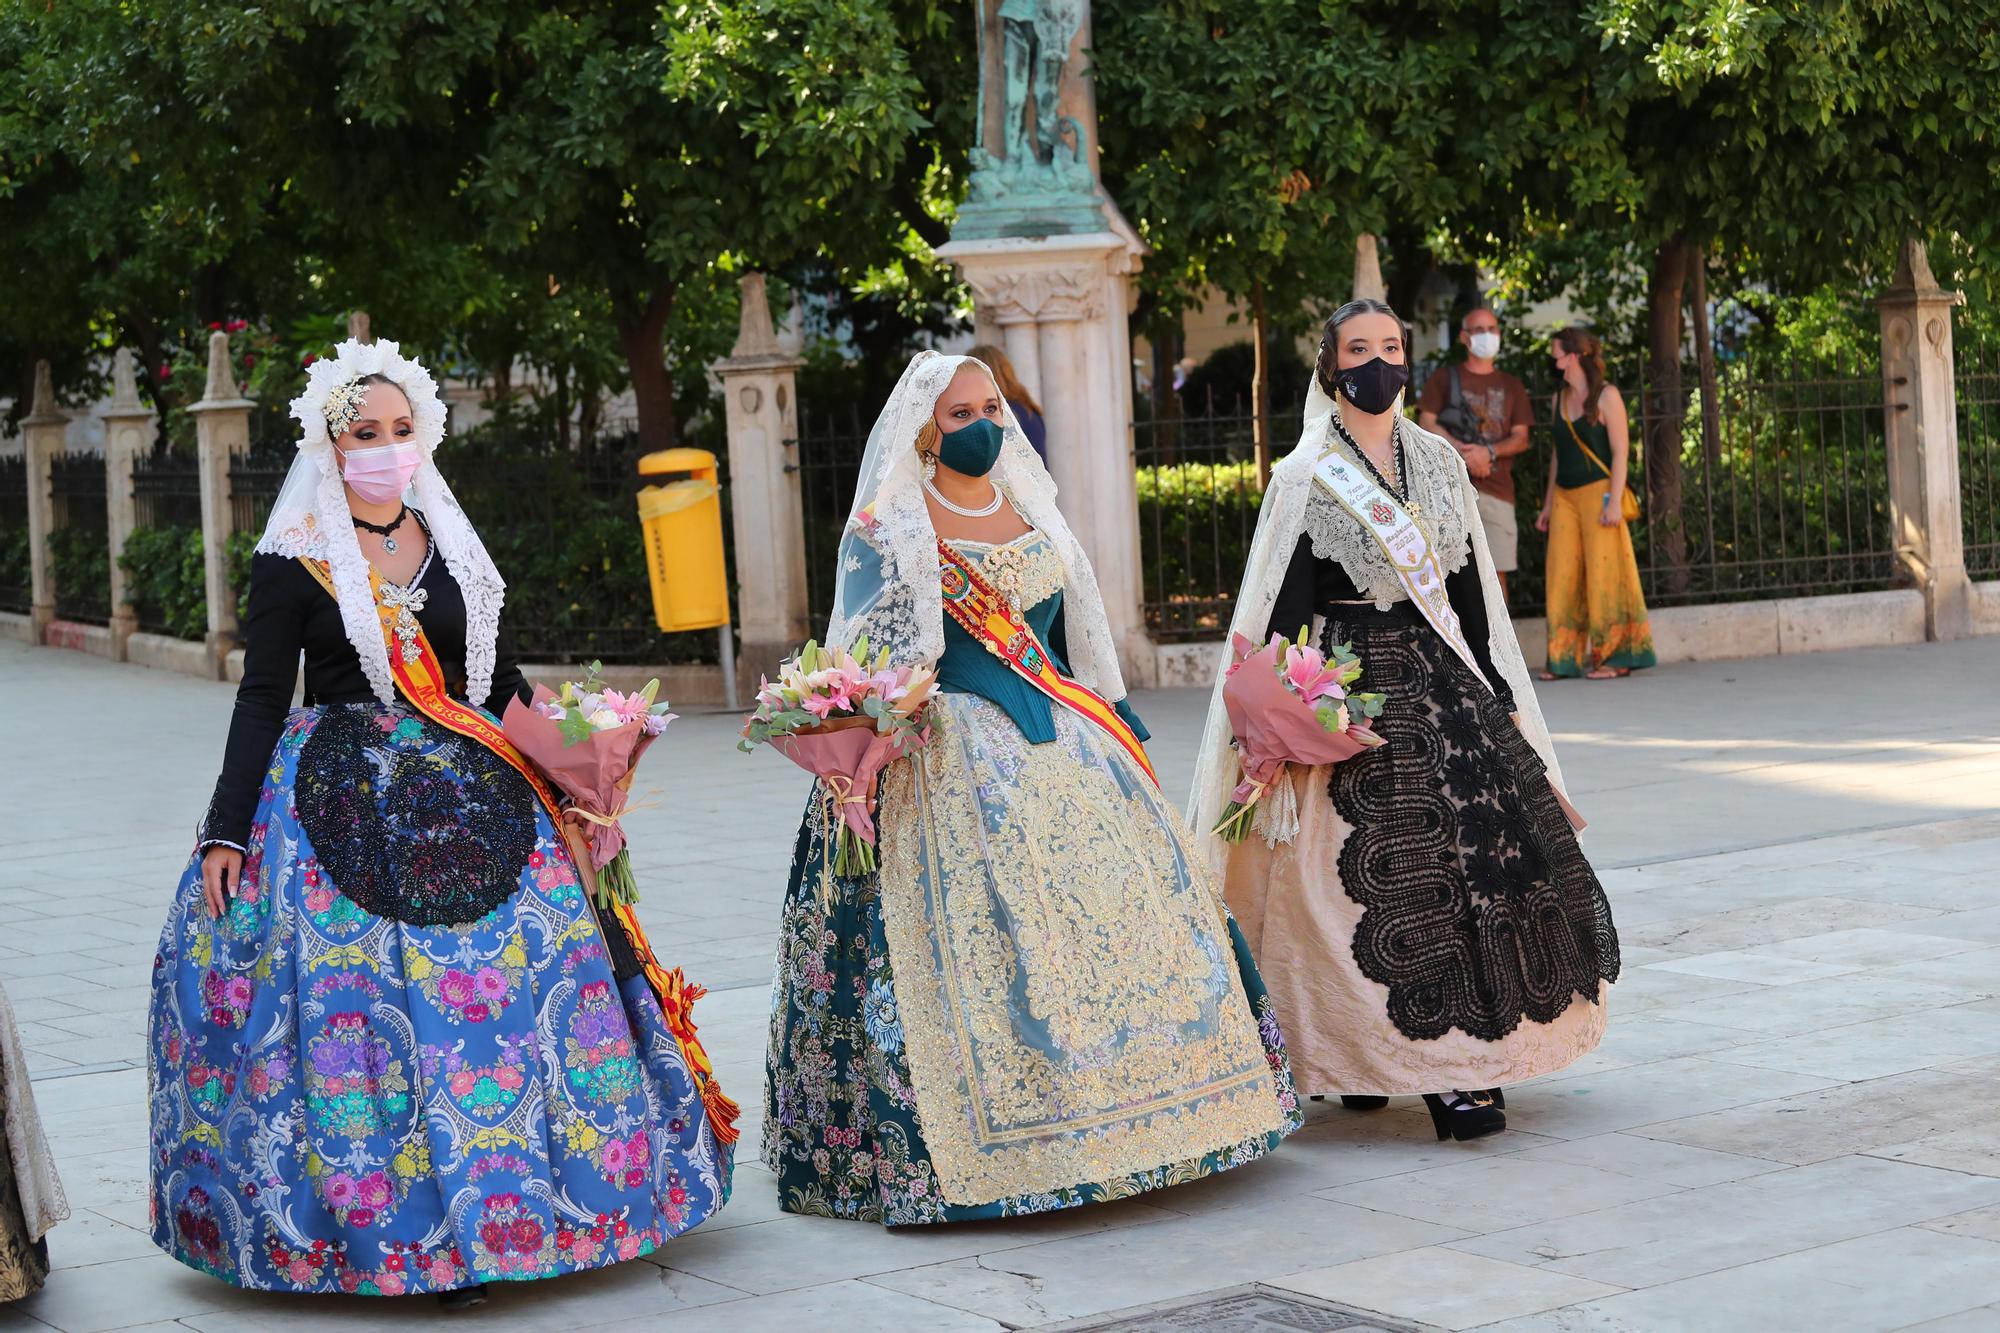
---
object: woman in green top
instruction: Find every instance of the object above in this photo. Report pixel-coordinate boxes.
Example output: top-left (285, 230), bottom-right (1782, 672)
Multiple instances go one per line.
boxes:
top-left (1534, 327), bottom-right (1658, 679)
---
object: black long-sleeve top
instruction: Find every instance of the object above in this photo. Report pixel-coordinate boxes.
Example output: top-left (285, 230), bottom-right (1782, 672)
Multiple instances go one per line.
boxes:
top-left (199, 547), bottom-right (532, 850)
top-left (1263, 532), bottom-right (1515, 711)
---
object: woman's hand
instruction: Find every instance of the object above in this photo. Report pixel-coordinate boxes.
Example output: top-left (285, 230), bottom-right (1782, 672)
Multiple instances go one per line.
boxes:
top-left (1535, 505), bottom-right (1552, 533)
top-left (1598, 495), bottom-right (1622, 528)
top-left (863, 768), bottom-right (881, 819)
top-left (201, 846), bottom-right (243, 919)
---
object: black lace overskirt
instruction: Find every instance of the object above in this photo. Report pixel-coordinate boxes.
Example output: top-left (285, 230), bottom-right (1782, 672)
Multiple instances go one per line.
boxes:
top-left (295, 704), bottom-right (538, 926)
top-left (1324, 616), bottom-right (1621, 1043)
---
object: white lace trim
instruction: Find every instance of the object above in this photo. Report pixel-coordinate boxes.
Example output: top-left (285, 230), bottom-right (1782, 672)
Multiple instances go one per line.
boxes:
top-left (255, 339), bottom-right (506, 706)
top-left (0, 981), bottom-right (68, 1240)
top-left (1300, 418), bottom-right (1474, 610)
top-left (825, 352), bottom-right (1128, 701)
top-left (1184, 382), bottom-right (1566, 884)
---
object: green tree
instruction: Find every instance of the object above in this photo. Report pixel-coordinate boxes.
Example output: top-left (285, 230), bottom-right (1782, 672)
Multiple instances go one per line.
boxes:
top-left (1484, 2), bottom-right (2000, 589)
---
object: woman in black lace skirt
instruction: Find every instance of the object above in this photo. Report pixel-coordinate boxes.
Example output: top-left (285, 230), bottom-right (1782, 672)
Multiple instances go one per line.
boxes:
top-left (1188, 300), bottom-right (1620, 1141)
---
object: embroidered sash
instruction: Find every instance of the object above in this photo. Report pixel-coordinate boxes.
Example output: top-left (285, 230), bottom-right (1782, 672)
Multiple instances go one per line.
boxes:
top-left (295, 557), bottom-right (740, 1145)
top-left (936, 540), bottom-right (1157, 786)
top-left (1308, 442), bottom-right (1495, 694)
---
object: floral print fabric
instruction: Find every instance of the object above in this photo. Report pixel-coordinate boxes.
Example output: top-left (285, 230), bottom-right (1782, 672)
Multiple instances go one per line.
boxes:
top-left (149, 704), bottom-right (731, 1295)
top-left (764, 695), bottom-right (1300, 1226)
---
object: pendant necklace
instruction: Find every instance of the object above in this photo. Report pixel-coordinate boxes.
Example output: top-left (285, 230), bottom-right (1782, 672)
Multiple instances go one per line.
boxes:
top-left (1334, 415), bottom-right (1421, 518)
top-left (923, 474), bottom-right (1005, 518)
top-left (353, 503), bottom-right (411, 555)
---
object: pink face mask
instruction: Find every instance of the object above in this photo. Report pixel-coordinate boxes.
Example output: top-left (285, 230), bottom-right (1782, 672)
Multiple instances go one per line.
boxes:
top-left (340, 442), bottom-right (423, 504)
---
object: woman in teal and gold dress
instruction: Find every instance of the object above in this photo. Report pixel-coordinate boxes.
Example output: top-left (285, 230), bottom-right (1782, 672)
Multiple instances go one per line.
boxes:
top-left (763, 352), bottom-right (1299, 1225)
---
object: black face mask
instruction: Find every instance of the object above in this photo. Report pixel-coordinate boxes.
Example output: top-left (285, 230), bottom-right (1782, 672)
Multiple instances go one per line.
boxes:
top-left (1335, 357), bottom-right (1410, 415)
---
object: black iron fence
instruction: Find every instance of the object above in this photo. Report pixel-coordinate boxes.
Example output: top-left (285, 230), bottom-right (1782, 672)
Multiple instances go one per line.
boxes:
top-left (133, 442), bottom-right (204, 531)
top-left (48, 450), bottom-right (109, 622)
top-left (0, 454), bottom-right (28, 614)
top-left (228, 440), bottom-right (292, 535)
top-left (436, 427), bottom-right (733, 665)
top-left (1134, 389), bottom-right (1284, 641)
top-left (1959, 335), bottom-right (2000, 580)
top-left (794, 403), bottom-right (871, 629)
top-left (1132, 354), bottom-right (1901, 640)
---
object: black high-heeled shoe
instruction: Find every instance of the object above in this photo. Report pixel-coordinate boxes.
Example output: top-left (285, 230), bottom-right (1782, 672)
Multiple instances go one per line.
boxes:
top-left (1340, 1095), bottom-right (1389, 1111)
top-left (1485, 1087), bottom-right (1506, 1109)
top-left (1422, 1091), bottom-right (1506, 1141)
top-left (438, 1283), bottom-right (489, 1311)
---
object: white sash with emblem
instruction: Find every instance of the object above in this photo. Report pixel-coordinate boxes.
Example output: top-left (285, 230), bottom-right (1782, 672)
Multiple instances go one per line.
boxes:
top-left (1309, 433), bottom-right (1494, 695)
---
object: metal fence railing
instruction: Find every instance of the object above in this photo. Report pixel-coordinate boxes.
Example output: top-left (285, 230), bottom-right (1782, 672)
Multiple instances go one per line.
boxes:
top-left (0, 454), bottom-right (28, 615)
top-left (1958, 335), bottom-right (2000, 580)
top-left (794, 403), bottom-right (871, 630)
top-left (1130, 354), bottom-right (1901, 639)
top-left (1133, 389), bottom-right (1288, 642)
top-left (133, 442), bottom-right (204, 532)
top-left (433, 427), bottom-right (733, 665)
top-left (48, 449), bottom-right (109, 623)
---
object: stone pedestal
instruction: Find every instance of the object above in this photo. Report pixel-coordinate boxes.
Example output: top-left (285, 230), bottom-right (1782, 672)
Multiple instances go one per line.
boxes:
top-left (1878, 239), bottom-right (1972, 641)
top-left (101, 349), bottom-right (155, 660)
top-left (938, 228), bottom-right (1149, 672)
top-left (21, 362), bottom-right (66, 642)
top-left (713, 273), bottom-right (810, 698)
top-left (189, 332), bottom-right (255, 676)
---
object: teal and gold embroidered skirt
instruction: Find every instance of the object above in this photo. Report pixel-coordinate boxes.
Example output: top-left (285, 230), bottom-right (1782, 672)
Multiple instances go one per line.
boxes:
top-left (763, 693), bottom-right (1299, 1225)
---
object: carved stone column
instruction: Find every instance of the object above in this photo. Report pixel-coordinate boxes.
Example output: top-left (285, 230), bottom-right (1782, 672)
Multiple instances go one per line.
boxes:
top-left (939, 228), bottom-right (1149, 673)
top-left (189, 332), bottom-right (255, 675)
top-left (713, 273), bottom-right (810, 698)
top-left (22, 362), bottom-right (67, 642)
top-left (100, 349), bottom-right (156, 659)
top-left (1878, 239), bottom-right (1972, 641)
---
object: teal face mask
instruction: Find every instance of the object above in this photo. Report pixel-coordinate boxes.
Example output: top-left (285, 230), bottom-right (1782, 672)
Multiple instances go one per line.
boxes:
top-left (936, 416), bottom-right (1005, 477)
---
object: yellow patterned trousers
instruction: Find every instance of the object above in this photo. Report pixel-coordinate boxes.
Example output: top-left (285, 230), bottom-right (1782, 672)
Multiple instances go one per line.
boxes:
top-left (1544, 480), bottom-right (1658, 676)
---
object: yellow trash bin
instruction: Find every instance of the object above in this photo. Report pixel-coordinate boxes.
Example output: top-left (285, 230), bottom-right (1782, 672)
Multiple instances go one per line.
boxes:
top-left (636, 448), bottom-right (729, 633)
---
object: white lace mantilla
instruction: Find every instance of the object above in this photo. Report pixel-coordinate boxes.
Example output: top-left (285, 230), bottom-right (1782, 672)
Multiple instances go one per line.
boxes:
top-left (1300, 418), bottom-right (1474, 610)
top-left (255, 339), bottom-right (506, 707)
top-left (824, 352), bottom-right (1128, 703)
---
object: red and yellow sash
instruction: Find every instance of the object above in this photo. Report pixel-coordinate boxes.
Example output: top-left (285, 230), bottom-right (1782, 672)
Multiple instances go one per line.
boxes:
top-left (297, 557), bottom-right (739, 1145)
top-left (936, 540), bottom-right (1157, 786)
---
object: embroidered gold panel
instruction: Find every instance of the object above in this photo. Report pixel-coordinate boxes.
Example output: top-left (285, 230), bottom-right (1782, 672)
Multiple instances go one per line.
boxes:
top-left (877, 694), bottom-right (1287, 1205)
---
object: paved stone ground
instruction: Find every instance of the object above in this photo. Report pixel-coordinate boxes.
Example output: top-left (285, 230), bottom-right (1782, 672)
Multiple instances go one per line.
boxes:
top-left (2, 633), bottom-right (1999, 1331)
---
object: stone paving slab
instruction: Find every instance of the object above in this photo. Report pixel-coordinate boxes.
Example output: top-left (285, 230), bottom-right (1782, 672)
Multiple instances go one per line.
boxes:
top-left (2, 634), bottom-right (1999, 1330)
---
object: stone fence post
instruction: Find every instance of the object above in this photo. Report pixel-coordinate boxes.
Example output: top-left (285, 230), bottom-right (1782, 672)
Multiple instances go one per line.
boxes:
top-left (713, 273), bottom-right (810, 700)
top-left (1878, 238), bottom-right (1973, 641)
top-left (21, 361), bottom-right (66, 642)
top-left (189, 332), bottom-right (254, 675)
top-left (101, 348), bottom-right (156, 659)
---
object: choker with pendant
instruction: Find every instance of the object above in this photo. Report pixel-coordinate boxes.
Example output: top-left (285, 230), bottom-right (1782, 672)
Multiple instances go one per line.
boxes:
top-left (353, 504), bottom-right (411, 554)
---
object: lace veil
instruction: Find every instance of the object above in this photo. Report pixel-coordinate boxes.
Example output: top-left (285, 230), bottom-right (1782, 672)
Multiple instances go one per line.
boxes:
top-left (823, 350), bottom-right (1128, 701)
top-left (1184, 377), bottom-right (1564, 880)
top-left (256, 338), bottom-right (507, 707)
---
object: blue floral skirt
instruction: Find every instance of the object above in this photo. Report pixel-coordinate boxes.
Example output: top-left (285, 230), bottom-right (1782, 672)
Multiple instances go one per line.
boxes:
top-left (763, 694), bottom-right (1299, 1225)
top-left (149, 704), bottom-right (732, 1294)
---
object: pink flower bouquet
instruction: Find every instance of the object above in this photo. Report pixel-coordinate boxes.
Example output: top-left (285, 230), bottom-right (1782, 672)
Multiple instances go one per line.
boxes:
top-left (1211, 628), bottom-right (1387, 844)
top-left (740, 636), bottom-right (937, 876)
top-left (501, 663), bottom-right (677, 908)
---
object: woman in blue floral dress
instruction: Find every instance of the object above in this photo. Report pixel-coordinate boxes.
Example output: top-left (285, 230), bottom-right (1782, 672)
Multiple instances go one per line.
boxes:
top-left (149, 340), bottom-right (733, 1303)
top-left (763, 353), bottom-right (1299, 1225)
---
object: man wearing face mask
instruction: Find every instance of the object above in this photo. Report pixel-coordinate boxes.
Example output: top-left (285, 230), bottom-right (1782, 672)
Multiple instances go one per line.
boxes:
top-left (1418, 307), bottom-right (1533, 601)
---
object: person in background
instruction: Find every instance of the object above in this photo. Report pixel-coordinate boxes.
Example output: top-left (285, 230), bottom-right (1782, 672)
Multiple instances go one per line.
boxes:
top-left (1535, 326), bottom-right (1657, 680)
top-left (1417, 307), bottom-right (1533, 603)
top-left (968, 343), bottom-right (1048, 462)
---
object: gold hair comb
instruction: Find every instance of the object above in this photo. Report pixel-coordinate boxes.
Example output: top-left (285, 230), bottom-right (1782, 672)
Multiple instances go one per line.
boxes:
top-left (322, 377), bottom-right (369, 439)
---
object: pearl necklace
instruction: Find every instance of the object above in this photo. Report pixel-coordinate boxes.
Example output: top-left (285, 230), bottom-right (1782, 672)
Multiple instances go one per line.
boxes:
top-left (923, 473), bottom-right (1005, 518)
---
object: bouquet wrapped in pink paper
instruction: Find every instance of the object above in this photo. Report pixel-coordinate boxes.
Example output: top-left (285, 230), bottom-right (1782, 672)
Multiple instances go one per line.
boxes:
top-left (500, 663), bottom-right (677, 908)
top-left (740, 636), bottom-right (938, 876)
top-left (1212, 627), bottom-right (1387, 843)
